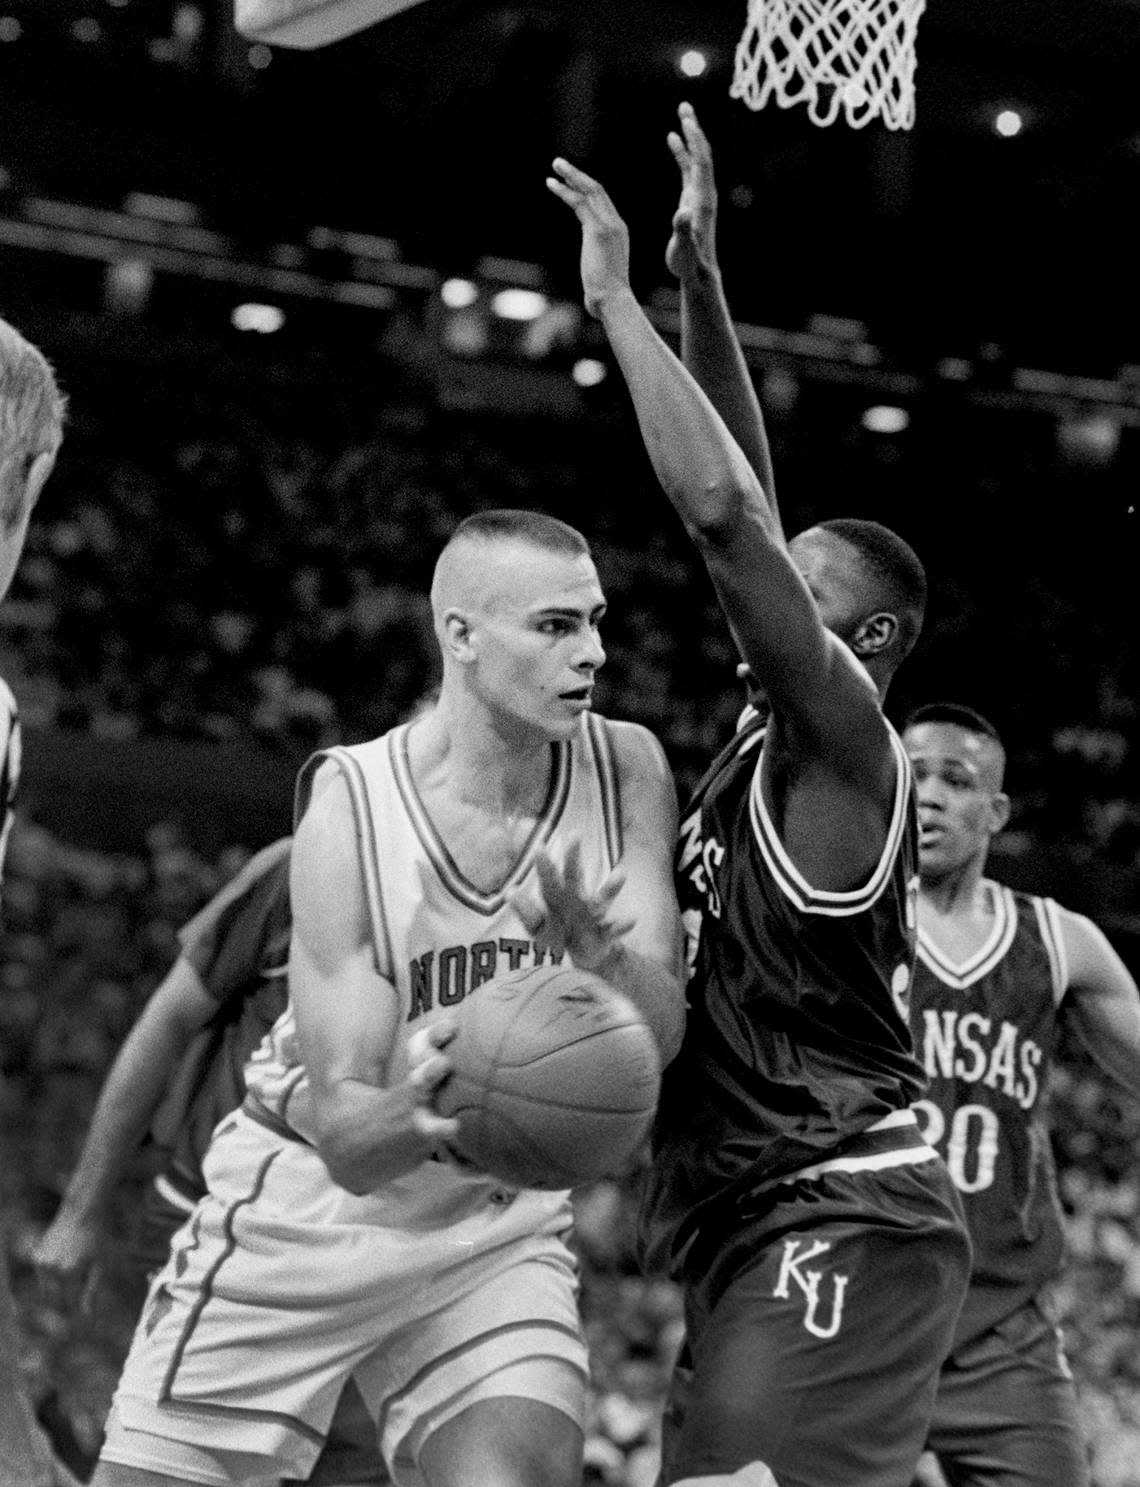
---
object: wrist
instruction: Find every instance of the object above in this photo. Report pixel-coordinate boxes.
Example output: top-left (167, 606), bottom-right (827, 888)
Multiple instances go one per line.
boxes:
top-left (680, 258), bottom-right (723, 294)
top-left (592, 282), bottom-right (640, 321)
top-left (578, 941), bottom-right (627, 983)
top-left (55, 1193), bottom-right (105, 1225)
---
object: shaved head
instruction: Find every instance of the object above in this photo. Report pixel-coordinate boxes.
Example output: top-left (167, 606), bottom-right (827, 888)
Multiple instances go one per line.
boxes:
top-left (430, 508), bottom-right (592, 635)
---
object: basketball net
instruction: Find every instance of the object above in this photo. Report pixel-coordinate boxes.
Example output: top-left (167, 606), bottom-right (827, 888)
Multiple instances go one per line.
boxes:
top-left (731, 0), bottom-right (927, 130)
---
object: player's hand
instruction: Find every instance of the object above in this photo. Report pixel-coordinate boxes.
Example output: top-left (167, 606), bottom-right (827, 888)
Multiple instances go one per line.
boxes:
top-left (546, 159), bottom-right (633, 320)
top-left (32, 1213), bottom-right (103, 1317)
top-left (406, 1021), bottom-right (464, 1161)
top-left (665, 100), bottom-right (719, 283)
top-left (511, 841), bottom-right (635, 975)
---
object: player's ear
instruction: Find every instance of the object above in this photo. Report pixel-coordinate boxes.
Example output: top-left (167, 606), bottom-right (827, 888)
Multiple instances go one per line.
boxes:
top-left (851, 611), bottom-right (898, 658)
top-left (442, 608), bottom-right (476, 663)
top-left (988, 791), bottom-right (1012, 835)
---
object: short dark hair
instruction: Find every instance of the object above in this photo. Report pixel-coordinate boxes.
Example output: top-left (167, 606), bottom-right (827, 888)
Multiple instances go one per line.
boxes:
top-left (903, 701), bottom-right (1003, 749)
top-left (448, 508), bottom-right (590, 560)
top-left (818, 517), bottom-right (927, 658)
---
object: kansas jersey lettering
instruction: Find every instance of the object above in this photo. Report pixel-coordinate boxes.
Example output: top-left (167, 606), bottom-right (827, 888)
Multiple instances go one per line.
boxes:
top-left (641, 712), bottom-right (925, 1279)
top-left (910, 884), bottom-right (1068, 1344)
top-left (245, 712), bottom-right (622, 1218)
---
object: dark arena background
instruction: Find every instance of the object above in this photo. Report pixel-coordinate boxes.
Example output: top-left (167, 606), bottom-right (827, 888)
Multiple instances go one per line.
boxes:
top-left (2, 1), bottom-right (1140, 1482)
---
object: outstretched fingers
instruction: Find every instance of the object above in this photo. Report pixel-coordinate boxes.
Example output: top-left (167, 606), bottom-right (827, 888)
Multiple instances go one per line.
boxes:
top-left (678, 101), bottom-right (713, 167)
top-left (547, 158), bottom-right (622, 222)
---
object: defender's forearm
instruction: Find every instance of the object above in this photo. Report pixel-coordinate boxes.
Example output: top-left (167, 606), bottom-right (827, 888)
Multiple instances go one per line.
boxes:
top-left (680, 266), bottom-right (779, 526)
top-left (597, 287), bottom-right (777, 542)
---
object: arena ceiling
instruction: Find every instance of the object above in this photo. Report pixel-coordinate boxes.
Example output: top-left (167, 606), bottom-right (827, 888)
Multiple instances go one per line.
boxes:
top-left (2, 0), bottom-right (1139, 369)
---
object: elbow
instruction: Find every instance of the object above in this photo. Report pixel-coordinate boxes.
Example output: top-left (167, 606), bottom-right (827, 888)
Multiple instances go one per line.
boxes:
top-left (309, 1120), bottom-right (373, 1196)
top-left (675, 476), bottom-right (751, 547)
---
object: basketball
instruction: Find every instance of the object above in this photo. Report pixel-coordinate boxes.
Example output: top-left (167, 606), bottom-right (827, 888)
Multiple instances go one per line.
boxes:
top-left (434, 962), bottom-right (662, 1191)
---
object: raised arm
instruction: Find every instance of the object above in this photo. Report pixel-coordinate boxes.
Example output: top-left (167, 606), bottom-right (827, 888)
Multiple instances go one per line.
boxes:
top-left (517, 722), bottom-right (686, 1064)
top-left (32, 957), bottom-right (218, 1313)
top-left (666, 102), bottom-right (778, 522)
top-left (1060, 908), bottom-right (1140, 1100)
top-left (289, 764), bottom-right (456, 1193)
top-left (547, 159), bottom-right (889, 790)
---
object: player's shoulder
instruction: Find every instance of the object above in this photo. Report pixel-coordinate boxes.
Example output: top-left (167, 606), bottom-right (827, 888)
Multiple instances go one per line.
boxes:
top-left (206, 835), bottom-right (291, 912)
top-left (1048, 900), bottom-right (1111, 966)
top-left (238, 835), bottom-right (292, 889)
top-left (590, 714), bottom-right (672, 785)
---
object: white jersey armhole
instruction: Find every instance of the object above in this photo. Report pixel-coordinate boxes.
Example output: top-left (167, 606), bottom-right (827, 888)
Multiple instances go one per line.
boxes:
top-left (296, 745), bottom-right (394, 981)
top-left (1033, 896), bottom-right (1069, 1006)
top-left (747, 724), bottom-right (911, 917)
top-left (585, 712), bottom-right (623, 873)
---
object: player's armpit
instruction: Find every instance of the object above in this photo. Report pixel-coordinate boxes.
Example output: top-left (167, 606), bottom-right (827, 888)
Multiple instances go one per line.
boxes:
top-left (602, 720), bottom-right (687, 1061)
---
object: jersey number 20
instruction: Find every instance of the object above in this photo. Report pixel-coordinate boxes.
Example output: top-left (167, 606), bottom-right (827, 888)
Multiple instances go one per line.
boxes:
top-left (913, 1098), bottom-right (999, 1194)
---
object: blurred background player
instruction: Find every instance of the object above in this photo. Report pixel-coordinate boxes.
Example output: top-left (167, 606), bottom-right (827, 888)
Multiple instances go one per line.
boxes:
top-left (549, 141), bottom-right (969, 1487)
top-left (32, 834), bottom-right (387, 1487)
top-left (903, 702), bottom-right (1140, 1487)
top-left (89, 507), bottom-right (685, 1487)
top-left (0, 316), bottom-right (74, 1487)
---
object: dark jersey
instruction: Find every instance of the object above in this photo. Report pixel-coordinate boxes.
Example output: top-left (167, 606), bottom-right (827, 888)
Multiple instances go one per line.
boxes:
top-left (910, 884), bottom-right (1068, 1345)
top-left (147, 836), bottom-right (292, 1208)
top-left (640, 712), bottom-right (924, 1280)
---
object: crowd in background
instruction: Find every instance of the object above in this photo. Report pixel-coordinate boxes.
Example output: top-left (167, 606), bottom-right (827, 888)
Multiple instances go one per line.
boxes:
top-left (0, 307), bottom-right (1138, 1484)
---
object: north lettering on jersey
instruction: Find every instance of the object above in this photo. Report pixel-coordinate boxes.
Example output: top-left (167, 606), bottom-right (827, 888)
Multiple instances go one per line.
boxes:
top-left (407, 937), bottom-right (565, 1021)
top-left (772, 1237), bottom-right (850, 1340)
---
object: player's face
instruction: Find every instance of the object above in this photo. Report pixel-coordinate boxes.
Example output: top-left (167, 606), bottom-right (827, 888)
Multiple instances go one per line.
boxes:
top-left (905, 722), bottom-right (1008, 881)
top-left (786, 528), bottom-right (865, 642)
top-left (470, 544), bottom-right (607, 740)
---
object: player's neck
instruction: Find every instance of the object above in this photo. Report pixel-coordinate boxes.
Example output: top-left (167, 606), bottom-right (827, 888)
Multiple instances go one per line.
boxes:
top-left (408, 701), bottom-right (558, 815)
top-left (918, 857), bottom-right (992, 926)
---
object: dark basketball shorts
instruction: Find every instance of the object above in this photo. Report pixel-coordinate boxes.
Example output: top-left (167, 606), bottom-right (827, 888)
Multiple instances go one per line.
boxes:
top-left (661, 1154), bottom-right (971, 1487)
top-left (923, 1298), bottom-right (1089, 1487)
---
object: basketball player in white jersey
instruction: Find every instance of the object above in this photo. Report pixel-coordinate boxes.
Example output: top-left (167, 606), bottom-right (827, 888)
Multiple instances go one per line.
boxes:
top-left (904, 703), bottom-right (1140, 1487)
top-left (0, 316), bottom-right (73, 1487)
top-left (92, 507), bottom-right (685, 1487)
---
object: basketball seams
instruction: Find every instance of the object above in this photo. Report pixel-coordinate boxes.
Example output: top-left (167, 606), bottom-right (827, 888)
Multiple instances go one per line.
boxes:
top-left (435, 962), bottom-right (661, 1187)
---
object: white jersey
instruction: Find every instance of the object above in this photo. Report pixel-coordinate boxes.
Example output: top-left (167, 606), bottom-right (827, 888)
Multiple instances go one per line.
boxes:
top-left (0, 676), bottom-right (21, 886)
top-left (245, 711), bottom-right (624, 1225)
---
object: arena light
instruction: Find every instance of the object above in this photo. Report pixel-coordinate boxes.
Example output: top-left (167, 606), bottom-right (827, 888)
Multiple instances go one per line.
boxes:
top-left (862, 404), bottom-right (909, 434)
top-left (231, 302), bottom-right (285, 334)
top-left (1056, 411), bottom-right (1120, 467)
top-left (490, 288), bottom-right (549, 322)
top-left (572, 358), bottom-right (607, 388)
top-left (105, 259), bottom-right (154, 315)
top-left (440, 277), bottom-right (479, 309)
top-left (677, 48), bottom-right (709, 78)
top-left (993, 109), bottom-right (1024, 138)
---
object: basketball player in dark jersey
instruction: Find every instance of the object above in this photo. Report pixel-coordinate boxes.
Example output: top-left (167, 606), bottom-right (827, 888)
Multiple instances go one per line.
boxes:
top-left (549, 123), bottom-right (970, 1487)
top-left (904, 703), bottom-right (1140, 1487)
top-left (33, 837), bottom-right (388, 1487)
top-left (0, 316), bottom-right (76, 1487)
